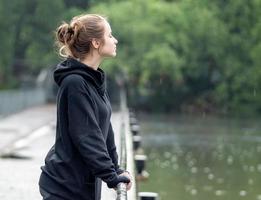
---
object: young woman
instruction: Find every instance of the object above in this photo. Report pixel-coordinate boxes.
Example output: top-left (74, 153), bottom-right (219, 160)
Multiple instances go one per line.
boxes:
top-left (39, 14), bottom-right (132, 200)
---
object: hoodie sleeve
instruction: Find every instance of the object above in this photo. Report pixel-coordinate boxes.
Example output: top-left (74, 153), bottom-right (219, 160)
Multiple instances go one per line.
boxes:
top-left (66, 75), bottom-right (121, 186)
top-left (106, 123), bottom-right (124, 175)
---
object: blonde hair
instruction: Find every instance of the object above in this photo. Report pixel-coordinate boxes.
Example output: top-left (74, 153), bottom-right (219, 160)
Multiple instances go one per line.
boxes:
top-left (55, 14), bottom-right (107, 59)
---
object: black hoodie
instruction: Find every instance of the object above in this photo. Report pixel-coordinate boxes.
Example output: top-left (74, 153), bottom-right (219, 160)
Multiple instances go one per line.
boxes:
top-left (39, 58), bottom-right (128, 200)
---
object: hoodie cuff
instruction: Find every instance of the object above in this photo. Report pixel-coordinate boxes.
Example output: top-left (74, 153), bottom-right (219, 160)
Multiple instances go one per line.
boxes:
top-left (116, 168), bottom-right (125, 175)
top-left (107, 175), bottom-right (130, 189)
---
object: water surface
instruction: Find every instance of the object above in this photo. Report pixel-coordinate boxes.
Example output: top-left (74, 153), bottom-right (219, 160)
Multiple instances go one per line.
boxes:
top-left (137, 114), bottom-right (261, 200)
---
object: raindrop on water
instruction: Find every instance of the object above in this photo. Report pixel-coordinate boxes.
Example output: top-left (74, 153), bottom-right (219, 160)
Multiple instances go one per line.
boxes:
top-left (191, 167), bottom-right (197, 174)
top-left (215, 190), bottom-right (225, 196)
top-left (164, 151), bottom-right (172, 159)
top-left (239, 190), bottom-right (247, 196)
top-left (188, 160), bottom-right (195, 167)
top-left (184, 184), bottom-right (193, 192)
top-left (243, 165), bottom-right (248, 171)
top-left (218, 153), bottom-right (224, 161)
top-left (173, 164), bottom-right (179, 170)
top-left (160, 161), bottom-right (170, 168)
top-left (217, 178), bottom-right (224, 184)
top-left (204, 167), bottom-right (210, 173)
top-left (249, 166), bottom-right (255, 172)
top-left (202, 185), bottom-right (213, 191)
top-left (227, 155), bottom-right (233, 165)
top-left (171, 155), bottom-right (177, 163)
top-left (176, 149), bottom-right (183, 156)
top-left (257, 146), bottom-right (261, 153)
top-left (248, 179), bottom-right (254, 185)
top-left (208, 173), bottom-right (214, 180)
top-left (190, 189), bottom-right (197, 195)
top-left (257, 164), bottom-right (261, 172)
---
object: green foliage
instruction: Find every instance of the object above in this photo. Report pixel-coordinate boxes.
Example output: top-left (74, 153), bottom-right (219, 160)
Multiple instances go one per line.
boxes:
top-left (0, 0), bottom-right (17, 87)
top-left (25, 0), bottom-right (65, 70)
top-left (63, 0), bottom-right (89, 8)
top-left (89, 0), bottom-right (261, 115)
top-left (0, 0), bottom-right (260, 115)
top-left (91, 0), bottom-right (224, 112)
top-left (210, 0), bottom-right (261, 115)
top-left (0, 0), bottom-right (66, 88)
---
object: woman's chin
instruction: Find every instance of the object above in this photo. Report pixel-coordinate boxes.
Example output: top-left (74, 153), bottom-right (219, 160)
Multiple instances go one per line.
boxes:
top-left (109, 52), bottom-right (117, 57)
top-left (102, 51), bottom-right (117, 58)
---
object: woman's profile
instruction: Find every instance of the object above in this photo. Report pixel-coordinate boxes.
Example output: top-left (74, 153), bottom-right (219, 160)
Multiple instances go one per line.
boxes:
top-left (39, 14), bottom-right (132, 200)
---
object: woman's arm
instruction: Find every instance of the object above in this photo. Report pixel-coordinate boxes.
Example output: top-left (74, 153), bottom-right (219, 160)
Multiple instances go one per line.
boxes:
top-left (106, 123), bottom-right (133, 191)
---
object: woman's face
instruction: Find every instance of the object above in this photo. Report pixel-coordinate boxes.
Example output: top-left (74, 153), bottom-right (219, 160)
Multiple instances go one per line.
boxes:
top-left (99, 21), bottom-right (118, 57)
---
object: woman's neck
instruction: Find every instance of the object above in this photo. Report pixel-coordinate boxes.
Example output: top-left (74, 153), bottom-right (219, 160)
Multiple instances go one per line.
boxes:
top-left (80, 53), bottom-right (102, 70)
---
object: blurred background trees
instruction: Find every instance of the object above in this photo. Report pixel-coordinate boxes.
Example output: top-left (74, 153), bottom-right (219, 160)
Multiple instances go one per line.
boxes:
top-left (0, 0), bottom-right (260, 115)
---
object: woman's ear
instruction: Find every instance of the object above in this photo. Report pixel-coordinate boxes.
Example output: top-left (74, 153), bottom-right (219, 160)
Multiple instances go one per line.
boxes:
top-left (91, 39), bottom-right (101, 49)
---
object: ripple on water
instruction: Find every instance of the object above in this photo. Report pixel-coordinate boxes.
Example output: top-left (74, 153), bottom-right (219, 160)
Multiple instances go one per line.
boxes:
top-left (172, 164), bottom-right (179, 170)
top-left (257, 164), bottom-right (261, 172)
top-left (191, 167), bottom-right (197, 174)
top-left (164, 151), bottom-right (172, 159)
top-left (188, 160), bottom-right (195, 167)
top-left (249, 165), bottom-right (255, 172)
top-left (203, 167), bottom-right (211, 173)
top-left (257, 145), bottom-right (261, 153)
top-left (171, 155), bottom-right (178, 162)
top-left (227, 155), bottom-right (234, 165)
top-left (202, 185), bottom-right (213, 191)
top-left (190, 189), bottom-right (197, 195)
top-left (215, 190), bottom-right (226, 196)
top-left (141, 116), bottom-right (261, 200)
top-left (239, 190), bottom-right (247, 196)
top-left (248, 178), bottom-right (254, 185)
top-left (208, 173), bottom-right (215, 180)
top-left (217, 178), bottom-right (224, 184)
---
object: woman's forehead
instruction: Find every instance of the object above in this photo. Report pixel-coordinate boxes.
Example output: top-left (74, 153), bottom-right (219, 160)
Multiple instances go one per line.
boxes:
top-left (104, 21), bottom-right (112, 33)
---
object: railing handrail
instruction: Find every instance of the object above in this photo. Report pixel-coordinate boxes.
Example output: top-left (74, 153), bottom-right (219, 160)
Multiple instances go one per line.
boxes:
top-left (116, 85), bottom-right (128, 200)
top-left (117, 183), bottom-right (127, 200)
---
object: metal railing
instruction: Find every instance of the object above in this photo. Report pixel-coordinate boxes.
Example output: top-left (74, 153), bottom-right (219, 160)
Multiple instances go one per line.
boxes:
top-left (116, 116), bottom-right (129, 200)
top-left (117, 182), bottom-right (127, 200)
top-left (116, 86), bottom-right (128, 200)
top-left (0, 88), bottom-right (46, 116)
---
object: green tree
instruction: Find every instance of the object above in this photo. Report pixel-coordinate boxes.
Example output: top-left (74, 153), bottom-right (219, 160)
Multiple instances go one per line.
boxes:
top-left (0, 0), bottom-right (18, 88)
top-left (25, 0), bottom-right (65, 71)
top-left (210, 0), bottom-right (261, 114)
top-left (91, 0), bottom-right (227, 112)
top-left (0, 0), bottom-right (65, 88)
top-left (1, 0), bottom-right (259, 115)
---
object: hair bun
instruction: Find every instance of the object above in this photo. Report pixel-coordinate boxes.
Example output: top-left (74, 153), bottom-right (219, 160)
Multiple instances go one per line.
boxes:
top-left (70, 21), bottom-right (84, 36)
top-left (56, 22), bottom-right (75, 45)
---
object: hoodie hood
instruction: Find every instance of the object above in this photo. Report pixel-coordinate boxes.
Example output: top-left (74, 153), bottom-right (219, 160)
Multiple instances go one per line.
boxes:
top-left (54, 58), bottom-right (106, 95)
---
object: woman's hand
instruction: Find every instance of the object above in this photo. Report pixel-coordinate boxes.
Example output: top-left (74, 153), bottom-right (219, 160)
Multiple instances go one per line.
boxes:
top-left (119, 171), bottom-right (133, 191)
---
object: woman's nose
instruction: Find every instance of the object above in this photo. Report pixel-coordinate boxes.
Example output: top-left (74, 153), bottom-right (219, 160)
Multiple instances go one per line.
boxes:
top-left (114, 37), bottom-right (118, 44)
